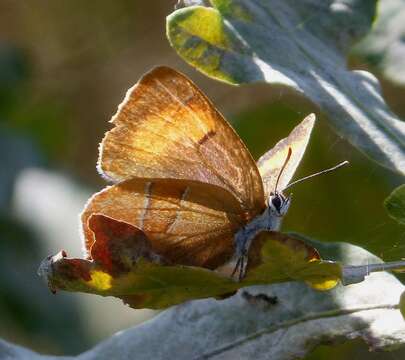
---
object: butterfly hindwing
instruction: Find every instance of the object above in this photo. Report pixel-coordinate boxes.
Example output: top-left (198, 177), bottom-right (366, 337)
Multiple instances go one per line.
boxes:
top-left (98, 66), bottom-right (265, 216)
top-left (82, 178), bottom-right (245, 269)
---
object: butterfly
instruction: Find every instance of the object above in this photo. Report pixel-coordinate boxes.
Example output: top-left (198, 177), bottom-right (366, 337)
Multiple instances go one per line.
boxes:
top-left (81, 66), bottom-right (346, 280)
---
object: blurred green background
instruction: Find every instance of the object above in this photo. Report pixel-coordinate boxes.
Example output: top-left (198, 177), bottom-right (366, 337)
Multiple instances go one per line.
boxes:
top-left (0, 0), bottom-right (405, 358)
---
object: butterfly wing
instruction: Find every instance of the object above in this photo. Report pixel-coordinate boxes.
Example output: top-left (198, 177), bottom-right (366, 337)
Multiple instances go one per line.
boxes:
top-left (257, 114), bottom-right (315, 199)
top-left (98, 66), bottom-right (264, 215)
top-left (81, 178), bottom-right (245, 269)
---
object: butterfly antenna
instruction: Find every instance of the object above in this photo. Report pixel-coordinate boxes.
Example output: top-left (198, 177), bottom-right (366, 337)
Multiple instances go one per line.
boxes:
top-left (283, 160), bottom-right (349, 191)
top-left (275, 147), bottom-right (292, 193)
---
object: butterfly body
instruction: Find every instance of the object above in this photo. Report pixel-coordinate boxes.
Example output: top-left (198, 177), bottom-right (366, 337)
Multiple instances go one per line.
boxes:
top-left (231, 190), bottom-right (291, 277)
top-left (82, 66), bottom-right (316, 279)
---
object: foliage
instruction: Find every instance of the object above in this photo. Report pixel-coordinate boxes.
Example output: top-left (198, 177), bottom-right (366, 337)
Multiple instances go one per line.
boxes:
top-left (18, 239), bottom-right (405, 359)
top-left (167, 0), bottom-right (405, 175)
top-left (354, 0), bottom-right (405, 85)
top-left (385, 184), bottom-right (405, 225)
top-left (40, 215), bottom-right (341, 309)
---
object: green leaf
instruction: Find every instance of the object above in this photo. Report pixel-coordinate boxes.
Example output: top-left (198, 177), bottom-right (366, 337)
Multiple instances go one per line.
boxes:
top-left (354, 0), bottom-right (405, 85)
top-left (39, 214), bottom-right (405, 309)
top-left (39, 230), bottom-right (342, 309)
top-left (385, 184), bottom-right (405, 225)
top-left (33, 240), bottom-right (405, 359)
top-left (167, 0), bottom-right (405, 175)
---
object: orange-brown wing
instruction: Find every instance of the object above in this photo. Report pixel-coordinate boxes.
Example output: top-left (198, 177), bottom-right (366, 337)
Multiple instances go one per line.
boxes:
top-left (98, 66), bottom-right (265, 215)
top-left (81, 178), bottom-right (245, 269)
top-left (257, 114), bottom-right (315, 200)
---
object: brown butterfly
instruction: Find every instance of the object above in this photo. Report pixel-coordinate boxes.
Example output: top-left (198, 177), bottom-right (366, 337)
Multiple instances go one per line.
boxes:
top-left (81, 66), bottom-right (347, 279)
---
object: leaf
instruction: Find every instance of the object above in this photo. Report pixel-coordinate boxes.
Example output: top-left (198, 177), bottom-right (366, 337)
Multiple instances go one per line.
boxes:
top-left (30, 240), bottom-right (405, 359)
top-left (245, 232), bottom-right (341, 291)
top-left (0, 339), bottom-right (44, 360)
top-left (167, 0), bottom-right (405, 175)
top-left (385, 184), bottom-right (405, 225)
top-left (400, 291), bottom-right (405, 320)
top-left (39, 214), bottom-right (405, 309)
top-left (354, 0), bottom-right (405, 85)
top-left (39, 215), bottom-right (342, 309)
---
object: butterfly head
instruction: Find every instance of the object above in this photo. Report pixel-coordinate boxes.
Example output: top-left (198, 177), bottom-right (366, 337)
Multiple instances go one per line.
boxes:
top-left (268, 191), bottom-right (291, 217)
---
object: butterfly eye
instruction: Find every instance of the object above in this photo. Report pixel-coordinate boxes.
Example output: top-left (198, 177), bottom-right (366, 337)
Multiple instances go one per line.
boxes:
top-left (271, 196), bottom-right (282, 210)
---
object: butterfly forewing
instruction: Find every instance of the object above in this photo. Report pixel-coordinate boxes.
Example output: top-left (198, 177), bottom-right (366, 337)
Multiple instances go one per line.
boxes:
top-left (257, 114), bottom-right (315, 199)
top-left (82, 178), bottom-right (244, 269)
top-left (98, 66), bottom-right (265, 215)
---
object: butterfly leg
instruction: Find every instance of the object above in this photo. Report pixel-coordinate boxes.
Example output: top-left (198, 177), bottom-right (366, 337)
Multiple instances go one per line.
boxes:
top-left (231, 228), bottom-right (253, 281)
top-left (230, 251), bottom-right (248, 281)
